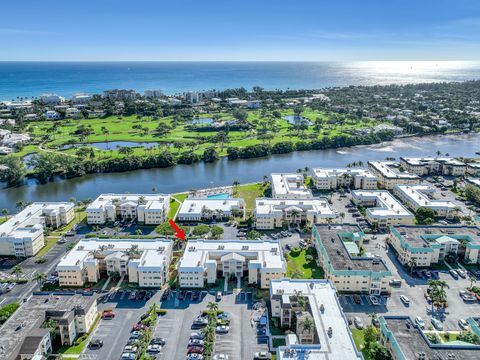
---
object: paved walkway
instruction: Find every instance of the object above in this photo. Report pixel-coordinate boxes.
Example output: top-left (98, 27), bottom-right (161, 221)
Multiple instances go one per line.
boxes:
top-left (101, 277), bottom-right (111, 291)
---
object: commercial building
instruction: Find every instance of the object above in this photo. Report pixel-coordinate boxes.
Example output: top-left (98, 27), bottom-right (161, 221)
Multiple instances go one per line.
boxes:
top-left (393, 184), bottom-right (457, 218)
top-left (271, 173), bottom-right (313, 199)
top-left (254, 198), bottom-right (336, 230)
top-left (56, 238), bottom-right (173, 288)
top-left (178, 240), bottom-right (286, 289)
top-left (270, 279), bottom-right (362, 359)
top-left (86, 194), bottom-right (170, 225)
top-left (351, 190), bottom-right (414, 227)
top-left (368, 161), bottom-right (419, 189)
top-left (0, 293), bottom-right (98, 360)
top-left (177, 198), bottom-right (245, 222)
top-left (388, 225), bottom-right (480, 267)
top-left (379, 316), bottom-right (480, 360)
top-left (311, 168), bottom-right (377, 190)
top-left (399, 156), bottom-right (466, 176)
top-left (312, 224), bottom-right (392, 294)
top-left (0, 202), bottom-right (75, 257)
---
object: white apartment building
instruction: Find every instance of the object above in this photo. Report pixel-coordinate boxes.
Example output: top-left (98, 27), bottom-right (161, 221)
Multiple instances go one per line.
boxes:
top-left (177, 198), bottom-right (245, 222)
top-left (399, 157), bottom-right (466, 176)
top-left (71, 93), bottom-right (91, 104)
top-left (0, 202), bottom-right (75, 257)
top-left (178, 240), bottom-right (286, 289)
top-left (271, 173), bottom-right (313, 199)
top-left (86, 194), bottom-right (170, 225)
top-left (45, 110), bottom-right (60, 119)
top-left (466, 163), bottom-right (480, 177)
top-left (368, 161), bottom-right (420, 189)
top-left (466, 177), bottom-right (480, 188)
top-left (56, 238), bottom-right (173, 287)
top-left (270, 279), bottom-right (362, 360)
top-left (311, 168), bottom-right (377, 190)
top-left (39, 93), bottom-right (65, 105)
top-left (351, 190), bottom-right (414, 227)
top-left (254, 198), bottom-right (336, 230)
top-left (144, 90), bottom-right (164, 98)
top-left (393, 184), bottom-right (457, 218)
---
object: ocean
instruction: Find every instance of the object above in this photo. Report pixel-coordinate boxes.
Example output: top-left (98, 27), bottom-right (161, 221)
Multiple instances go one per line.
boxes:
top-left (1, 61), bottom-right (480, 99)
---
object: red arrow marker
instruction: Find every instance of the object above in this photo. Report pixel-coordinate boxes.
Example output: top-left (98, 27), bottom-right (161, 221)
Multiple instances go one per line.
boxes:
top-left (168, 219), bottom-right (186, 240)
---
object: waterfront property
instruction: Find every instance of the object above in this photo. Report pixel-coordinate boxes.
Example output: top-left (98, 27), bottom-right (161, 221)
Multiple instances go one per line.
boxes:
top-left (388, 225), bottom-right (480, 267)
top-left (351, 190), bottom-right (414, 227)
top-left (254, 197), bottom-right (336, 230)
top-left (312, 224), bottom-right (392, 295)
top-left (368, 161), bottom-right (419, 189)
top-left (86, 193), bottom-right (170, 225)
top-left (270, 279), bottom-right (363, 359)
top-left (393, 184), bottom-right (457, 218)
top-left (0, 202), bottom-right (75, 257)
top-left (0, 293), bottom-right (98, 360)
top-left (176, 197), bottom-right (245, 222)
top-left (466, 162), bottom-right (480, 176)
top-left (311, 168), bottom-right (377, 190)
top-left (399, 156), bottom-right (466, 176)
top-left (56, 238), bottom-right (173, 287)
top-left (177, 239), bottom-right (286, 289)
top-left (379, 316), bottom-right (480, 360)
top-left (271, 173), bottom-right (313, 199)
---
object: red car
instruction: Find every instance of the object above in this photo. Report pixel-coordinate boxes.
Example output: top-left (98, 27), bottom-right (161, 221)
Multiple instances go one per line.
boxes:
top-left (132, 323), bottom-right (148, 331)
top-left (187, 346), bottom-right (204, 354)
top-left (352, 295), bottom-right (361, 304)
top-left (101, 311), bottom-right (115, 319)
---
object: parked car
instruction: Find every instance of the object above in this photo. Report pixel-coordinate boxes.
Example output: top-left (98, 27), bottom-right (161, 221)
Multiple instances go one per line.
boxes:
top-left (212, 355), bottom-right (229, 360)
top-left (132, 323), bottom-right (148, 331)
top-left (415, 316), bottom-right (425, 329)
top-left (123, 345), bottom-right (138, 353)
top-left (88, 339), bottom-right (103, 349)
top-left (353, 317), bottom-right (364, 329)
top-left (121, 353), bottom-right (136, 360)
top-left (389, 279), bottom-right (402, 287)
top-left (178, 290), bottom-right (186, 300)
top-left (147, 344), bottom-right (162, 353)
top-left (190, 332), bottom-right (205, 340)
top-left (188, 339), bottom-right (204, 346)
top-left (369, 295), bottom-right (379, 305)
top-left (254, 352), bottom-right (272, 360)
top-left (431, 318), bottom-right (443, 331)
top-left (101, 310), bottom-right (115, 320)
top-left (150, 337), bottom-right (166, 345)
top-left (187, 346), bottom-right (204, 354)
top-left (352, 295), bottom-right (361, 304)
top-left (449, 269), bottom-right (459, 279)
top-left (187, 354), bottom-right (204, 360)
top-left (192, 291), bottom-right (200, 300)
top-left (400, 295), bottom-right (410, 306)
top-left (458, 318), bottom-right (470, 330)
top-left (216, 325), bottom-right (230, 333)
top-left (192, 317), bottom-right (209, 327)
top-left (457, 269), bottom-right (468, 278)
top-left (216, 291), bottom-right (222, 301)
top-left (129, 291), bottom-right (137, 300)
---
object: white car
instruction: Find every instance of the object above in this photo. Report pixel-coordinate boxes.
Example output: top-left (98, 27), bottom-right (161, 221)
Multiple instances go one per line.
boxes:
top-left (215, 325), bottom-right (230, 334)
top-left (458, 318), bottom-right (470, 330)
top-left (147, 344), bottom-right (162, 353)
top-left (415, 316), bottom-right (425, 329)
top-left (213, 355), bottom-right (229, 360)
top-left (400, 295), bottom-right (410, 305)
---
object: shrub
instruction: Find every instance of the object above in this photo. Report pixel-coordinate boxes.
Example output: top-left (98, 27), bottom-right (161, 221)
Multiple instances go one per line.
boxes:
top-left (193, 224), bottom-right (211, 236)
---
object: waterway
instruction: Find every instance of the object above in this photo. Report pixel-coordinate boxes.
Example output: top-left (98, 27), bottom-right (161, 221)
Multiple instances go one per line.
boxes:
top-left (1, 133), bottom-right (478, 212)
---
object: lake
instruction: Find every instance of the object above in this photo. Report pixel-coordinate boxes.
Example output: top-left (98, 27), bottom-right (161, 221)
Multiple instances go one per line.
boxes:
top-left (0, 133), bottom-right (478, 212)
top-left (61, 141), bottom-right (161, 150)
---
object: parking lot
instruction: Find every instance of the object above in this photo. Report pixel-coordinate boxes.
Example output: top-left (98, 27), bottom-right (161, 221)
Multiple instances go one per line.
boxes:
top-left (153, 290), bottom-right (268, 360)
top-left (339, 234), bottom-right (480, 331)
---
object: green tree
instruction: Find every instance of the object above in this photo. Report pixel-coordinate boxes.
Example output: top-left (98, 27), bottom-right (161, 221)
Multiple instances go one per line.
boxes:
top-left (364, 325), bottom-right (379, 349)
top-left (210, 225), bottom-right (224, 238)
top-left (11, 265), bottom-right (23, 282)
top-left (33, 272), bottom-right (47, 287)
top-left (1, 208), bottom-right (9, 220)
top-left (0, 155), bottom-right (26, 185)
top-left (415, 207), bottom-right (436, 225)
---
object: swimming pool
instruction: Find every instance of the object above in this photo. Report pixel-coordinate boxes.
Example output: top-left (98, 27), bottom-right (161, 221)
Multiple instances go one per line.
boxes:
top-left (207, 193), bottom-right (230, 199)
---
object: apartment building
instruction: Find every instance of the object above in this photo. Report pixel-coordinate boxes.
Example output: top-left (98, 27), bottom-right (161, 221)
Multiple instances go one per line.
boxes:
top-left (399, 156), bottom-right (466, 176)
top-left (271, 173), bottom-right (313, 199)
top-left (254, 198), bottom-right (336, 230)
top-left (178, 240), bottom-right (286, 289)
top-left (466, 162), bottom-right (480, 177)
top-left (270, 279), bottom-right (362, 359)
top-left (351, 190), bottom-right (414, 227)
top-left (389, 225), bottom-right (480, 267)
top-left (466, 177), bottom-right (480, 188)
top-left (311, 168), bottom-right (377, 190)
top-left (368, 161), bottom-right (419, 189)
top-left (39, 93), bottom-right (65, 105)
top-left (177, 198), bottom-right (245, 222)
top-left (312, 224), bottom-right (392, 295)
top-left (86, 194), bottom-right (170, 224)
top-left (0, 294), bottom-right (98, 360)
top-left (393, 184), bottom-right (457, 218)
top-left (71, 93), bottom-right (91, 104)
top-left (102, 89), bottom-right (137, 100)
top-left (0, 202), bottom-right (75, 257)
top-left (56, 238), bottom-right (173, 287)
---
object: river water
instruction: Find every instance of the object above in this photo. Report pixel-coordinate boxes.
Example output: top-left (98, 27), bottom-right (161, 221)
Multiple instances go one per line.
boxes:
top-left (0, 133), bottom-right (479, 211)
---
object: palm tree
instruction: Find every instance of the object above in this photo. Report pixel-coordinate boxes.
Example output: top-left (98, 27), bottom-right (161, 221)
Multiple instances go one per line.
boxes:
top-left (1, 208), bottom-right (9, 220)
top-left (427, 279), bottom-right (448, 312)
top-left (406, 258), bottom-right (417, 275)
top-left (101, 126), bottom-right (110, 149)
top-left (301, 317), bottom-right (314, 334)
top-left (34, 272), bottom-right (47, 287)
top-left (207, 301), bottom-right (218, 312)
top-left (11, 265), bottom-right (23, 282)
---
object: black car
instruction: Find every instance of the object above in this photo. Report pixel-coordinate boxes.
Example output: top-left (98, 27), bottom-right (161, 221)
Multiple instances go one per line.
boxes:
top-left (137, 290), bottom-right (146, 300)
top-left (150, 337), bottom-right (166, 346)
top-left (88, 339), bottom-right (103, 349)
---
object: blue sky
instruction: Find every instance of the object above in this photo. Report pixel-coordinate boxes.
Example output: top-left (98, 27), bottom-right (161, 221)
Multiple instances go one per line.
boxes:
top-left (1, 0), bottom-right (479, 61)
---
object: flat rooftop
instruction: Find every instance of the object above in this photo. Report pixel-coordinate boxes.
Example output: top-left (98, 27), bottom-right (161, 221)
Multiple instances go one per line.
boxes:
top-left (178, 198), bottom-right (244, 215)
top-left (394, 184), bottom-right (456, 209)
top-left (271, 279), bottom-right (362, 360)
top-left (368, 161), bottom-right (419, 179)
top-left (381, 317), bottom-right (480, 360)
top-left (314, 224), bottom-right (389, 272)
top-left (271, 173), bottom-right (313, 198)
top-left (391, 225), bottom-right (480, 248)
top-left (0, 293), bottom-right (97, 360)
top-left (56, 238), bottom-right (172, 269)
top-left (255, 198), bottom-right (336, 218)
top-left (179, 239), bottom-right (285, 272)
top-left (400, 156), bottom-right (465, 166)
top-left (87, 193), bottom-right (169, 209)
top-left (466, 177), bottom-right (480, 187)
top-left (352, 190), bottom-right (413, 218)
top-left (312, 168), bottom-right (376, 179)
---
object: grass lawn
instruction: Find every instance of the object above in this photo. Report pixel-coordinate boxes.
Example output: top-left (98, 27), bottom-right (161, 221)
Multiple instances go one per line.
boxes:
top-left (168, 193), bottom-right (188, 219)
top-left (0, 217), bottom-right (6, 225)
top-left (36, 236), bottom-right (61, 257)
top-left (439, 332), bottom-right (459, 343)
top-left (351, 328), bottom-right (373, 360)
top-left (286, 248), bottom-right (324, 279)
top-left (269, 317), bottom-right (286, 336)
top-left (234, 182), bottom-right (268, 211)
